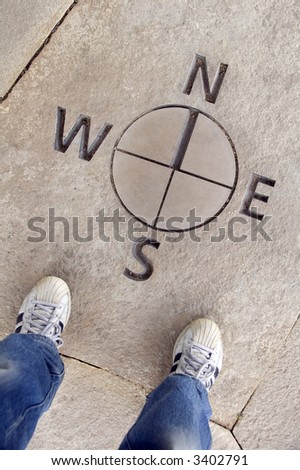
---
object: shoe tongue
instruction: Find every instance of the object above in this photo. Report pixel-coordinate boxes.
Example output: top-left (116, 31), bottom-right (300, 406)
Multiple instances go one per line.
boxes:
top-left (190, 341), bottom-right (210, 362)
top-left (43, 324), bottom-right (58, 337)
top-left (31, 305), bottom-right (55, 333)
top-left (192, 349), bottom-right (207, 362)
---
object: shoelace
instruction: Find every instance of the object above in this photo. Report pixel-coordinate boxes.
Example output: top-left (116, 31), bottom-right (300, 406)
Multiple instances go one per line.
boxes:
top-left (183, 340), bottom-right (217, 380)
top-left (27, 300), bottom-right (63, 347)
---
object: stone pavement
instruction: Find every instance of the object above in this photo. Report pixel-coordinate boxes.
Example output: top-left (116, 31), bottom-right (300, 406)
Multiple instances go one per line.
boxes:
top-left (1, 0), bottom-right (299, 450)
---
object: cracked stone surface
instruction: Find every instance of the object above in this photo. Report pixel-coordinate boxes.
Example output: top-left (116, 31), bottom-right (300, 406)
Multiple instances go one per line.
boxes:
top-left (233, 318), bottom-right (300, 449)
top-left (211, 424), bottom-right (240, 450)
top-left (1, 0), bottom-right (299, 447)
top-left (0, 0), bottom-right (73, 99)
top-left (29, 357), bottom-right (239, 450)
top-left (29, 357), bottom-right (146, 450)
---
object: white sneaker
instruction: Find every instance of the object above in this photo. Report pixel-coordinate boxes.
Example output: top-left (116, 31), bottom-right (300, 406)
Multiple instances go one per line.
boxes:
top-left (15, 276), bottom-right (71, 349)
top-left (170, 318), bottom-right (223, 391)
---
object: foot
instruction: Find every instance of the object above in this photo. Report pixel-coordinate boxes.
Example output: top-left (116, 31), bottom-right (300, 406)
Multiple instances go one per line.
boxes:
top-left (170, 318), bottom-right (223, 391)
top-left (15, 276), bottom-right (71, 349)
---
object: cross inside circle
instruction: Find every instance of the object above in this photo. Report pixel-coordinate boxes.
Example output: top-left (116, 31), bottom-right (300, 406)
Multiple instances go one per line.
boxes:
top-left (111, 105), bottom-right (238, 232)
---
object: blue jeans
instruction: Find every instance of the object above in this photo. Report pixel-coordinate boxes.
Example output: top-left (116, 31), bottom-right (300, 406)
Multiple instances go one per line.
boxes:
top-left (0, 334), bottom-right (212, 450)
top-left (0, 333), bottom-right (64, 449)
top-left (119, 375), bottom-right (212, 450)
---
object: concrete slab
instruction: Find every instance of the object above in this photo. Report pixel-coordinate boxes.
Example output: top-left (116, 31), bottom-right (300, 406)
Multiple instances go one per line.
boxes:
top-left (211, 423), bottom-right (240, 450)
top-left (1, 0), bottom-right (299, 435)
top-left (233, 318), bottom-right (300, 449)
top-left (0, 0), bottom-right (74, 99)
top-left (29, 357), bottom-right (146, 450)
top-left (29, 357), bottom-right (239, 450)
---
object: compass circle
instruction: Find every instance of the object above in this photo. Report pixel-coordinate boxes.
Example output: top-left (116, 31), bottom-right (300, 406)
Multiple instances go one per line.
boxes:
top-left (111, 105), bottom-right (238, 232)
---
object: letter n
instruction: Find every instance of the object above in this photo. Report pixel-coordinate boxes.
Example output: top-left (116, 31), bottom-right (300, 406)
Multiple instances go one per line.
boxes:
top-left (182, 53), bottom-right (228, 104)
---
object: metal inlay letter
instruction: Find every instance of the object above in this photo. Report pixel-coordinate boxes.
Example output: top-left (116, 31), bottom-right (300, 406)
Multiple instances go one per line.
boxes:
top-left (182, 53), bottom-right (228, 104)
top-left (170, 110), bottom-right (199, 170)
top-left (239, 173), bottom-right (276, 221)
top-left (123, 237), bottom-right (160, 281)
top-left (54, 107), bottom-right (113, 161)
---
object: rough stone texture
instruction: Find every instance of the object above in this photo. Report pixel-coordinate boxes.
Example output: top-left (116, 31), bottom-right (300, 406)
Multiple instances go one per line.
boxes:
top-left (233, 318), bottom-right (300, 449)
top-left (1, 0), bottom-right (299, 437)
top-left (29, 357), bottom-right (147, 449)
top-left (211, 423), bottom-right (240, 450)
top-left (29, 356), bottom-right (237, 450)
top-left (0, 0), bottom-right (73, 99)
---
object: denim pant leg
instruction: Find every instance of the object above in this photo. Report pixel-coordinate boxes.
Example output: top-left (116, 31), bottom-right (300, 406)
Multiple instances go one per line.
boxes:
top-left (0, 333), bottom-right (64, 449)
top-left (119, 375), bottom-right (212, 450)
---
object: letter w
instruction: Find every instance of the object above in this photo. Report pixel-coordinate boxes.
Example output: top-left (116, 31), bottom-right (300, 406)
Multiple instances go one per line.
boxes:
top-left (54, 106), bottom-right (113, 161)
